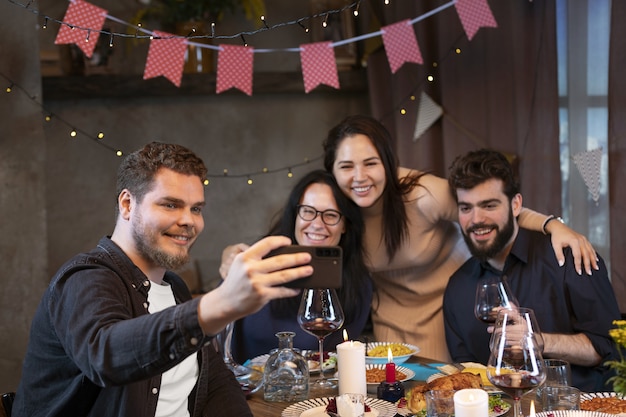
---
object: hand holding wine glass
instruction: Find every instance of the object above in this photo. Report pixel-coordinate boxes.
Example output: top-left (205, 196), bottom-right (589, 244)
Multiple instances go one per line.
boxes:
top-left (487, 308), bottom-right (546, 417)
top-left (297, 288), bottom-right (344, 391)
top-left (474, 275), bottom-right (518, 324)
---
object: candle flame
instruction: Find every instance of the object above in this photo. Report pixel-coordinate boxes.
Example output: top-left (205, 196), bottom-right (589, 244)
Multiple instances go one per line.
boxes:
top-left (469, 393), bottom-right (475, 401)
top-left (529, 400), bottom-right (535, 417)
top-left (343, 329), bottom-right (349, 342)
top-left (387, 347), bottom-right (394, 363)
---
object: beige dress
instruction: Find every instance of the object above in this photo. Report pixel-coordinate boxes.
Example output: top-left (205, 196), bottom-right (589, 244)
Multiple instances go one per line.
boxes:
top-left (363, 170), bottom-right (470, 362)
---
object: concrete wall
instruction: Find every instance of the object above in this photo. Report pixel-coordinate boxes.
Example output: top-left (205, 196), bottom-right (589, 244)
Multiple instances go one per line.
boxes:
top-left (0, 0), bottom-right (369, 391)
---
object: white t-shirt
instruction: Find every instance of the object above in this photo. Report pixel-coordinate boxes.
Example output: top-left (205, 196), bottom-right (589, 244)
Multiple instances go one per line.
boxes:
top-left (148, 280), bottom-right (199, 417)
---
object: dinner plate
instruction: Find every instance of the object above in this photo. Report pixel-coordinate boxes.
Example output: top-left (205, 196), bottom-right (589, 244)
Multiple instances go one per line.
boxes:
top-left (581, 392), bottom-right (624, 401)
top-left (534, 411), bottom-right (616, 417)
top-left (248, 353), bottom-right (336, 374)
top-left (365, 342), bottom-right (420, 365)
top-left (281, 397), bottom-right (397, 417)
top-left (366, 364), bottom-right (415, 385)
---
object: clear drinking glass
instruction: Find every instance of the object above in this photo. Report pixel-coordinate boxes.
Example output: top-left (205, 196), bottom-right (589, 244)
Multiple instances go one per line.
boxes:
top-left (487, 309), bottom-right (546, 417)
top-left (536, 359), bottom-right (572, 404)
top-left (474, 275), bottom-right (518, 324)
top-left (212, 321), bottom-right (264, 395)
top-left (297, 288), bottom-right (344, 392)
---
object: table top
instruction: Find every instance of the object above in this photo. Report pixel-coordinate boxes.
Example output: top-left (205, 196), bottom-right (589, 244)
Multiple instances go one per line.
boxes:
top-left (245, 356), bottom-right (544, 417)
top-left (245, 356), bottom-right (433, 417)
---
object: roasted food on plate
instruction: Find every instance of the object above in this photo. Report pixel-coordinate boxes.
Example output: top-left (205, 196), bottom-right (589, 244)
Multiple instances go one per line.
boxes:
top-left (580, 396), bottom-right (626, 414)
top-left (406, 372), bottom-right (483, 413)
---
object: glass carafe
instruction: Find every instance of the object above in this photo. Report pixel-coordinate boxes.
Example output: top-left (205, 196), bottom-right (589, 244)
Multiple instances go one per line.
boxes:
top-left (263, 331), bottom-right (309, 402)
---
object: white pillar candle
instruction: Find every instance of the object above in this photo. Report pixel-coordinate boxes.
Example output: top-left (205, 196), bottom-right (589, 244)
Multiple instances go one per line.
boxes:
top-left (336, 340), bottom-right (366, 396)
top-left (453, 389), bottom-right (489, 417)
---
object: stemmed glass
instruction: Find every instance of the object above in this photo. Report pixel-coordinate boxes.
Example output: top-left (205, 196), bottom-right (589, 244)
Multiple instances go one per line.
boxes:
top-left (297, 288), bottom-right (345, 391)
top-left (487, 308), bottom-right (546, 417)
top-left (212, 321), bottom-right (264, 395)
top-left (474, 275), bottom-right (518, 324)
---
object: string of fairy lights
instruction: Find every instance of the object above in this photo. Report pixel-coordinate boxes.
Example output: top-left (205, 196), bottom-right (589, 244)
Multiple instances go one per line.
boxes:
top-left (2, 0), bottom-right (481, 184)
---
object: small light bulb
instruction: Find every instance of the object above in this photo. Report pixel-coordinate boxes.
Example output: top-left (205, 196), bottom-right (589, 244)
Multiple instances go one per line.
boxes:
top-left (400, 108), bottom-right (406, 115)
top-left (116, 150), bottom-right (123, 157)
top-left (97, 132), bottom-right (104, 139)
top-left (203, 179), bottom-right (209, 186)
top-left (70, 129), bottom-right (77, 137)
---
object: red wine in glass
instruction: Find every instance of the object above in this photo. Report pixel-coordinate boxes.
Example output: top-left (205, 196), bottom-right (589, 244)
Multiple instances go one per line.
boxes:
top-left (489, 371), bottom-right (545, 401)
top-left (301, 320), bottom-right (341, 338)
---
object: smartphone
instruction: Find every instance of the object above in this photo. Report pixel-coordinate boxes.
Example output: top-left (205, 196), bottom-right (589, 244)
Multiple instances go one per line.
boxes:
top-left (267, 245), bottom-right (343, 289)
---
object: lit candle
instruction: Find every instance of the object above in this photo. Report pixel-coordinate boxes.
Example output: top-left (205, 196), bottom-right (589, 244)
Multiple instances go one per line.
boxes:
top-left (385, 348), bottom-right (396, 382)
top-left (453, 388), bottom-right (489, 417)
top-left (336, 331), bottom-right (366, 396)
top-left (529, 400), bottom-right (536, 417)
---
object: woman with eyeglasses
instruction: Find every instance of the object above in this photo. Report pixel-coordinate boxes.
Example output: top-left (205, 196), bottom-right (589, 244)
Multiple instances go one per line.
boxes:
top-left (223, 170), bottom-right (373, 363)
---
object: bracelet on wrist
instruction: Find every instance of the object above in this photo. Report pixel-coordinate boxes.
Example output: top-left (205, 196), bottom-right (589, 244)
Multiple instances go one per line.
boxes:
top-left (542, 215), bottom-right (564, 235)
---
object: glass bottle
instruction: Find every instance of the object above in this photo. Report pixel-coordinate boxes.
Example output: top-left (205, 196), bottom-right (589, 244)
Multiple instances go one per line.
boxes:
top-left (263, 331), bottom-right (309, 402)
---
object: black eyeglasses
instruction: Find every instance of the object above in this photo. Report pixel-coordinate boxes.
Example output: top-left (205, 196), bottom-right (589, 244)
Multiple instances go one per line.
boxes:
top-left (296, 205), bottom-right (343, 226)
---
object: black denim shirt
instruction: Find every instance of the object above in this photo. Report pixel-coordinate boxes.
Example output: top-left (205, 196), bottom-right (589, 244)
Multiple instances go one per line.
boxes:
top-left (14, 237), bottom-right (252, 417)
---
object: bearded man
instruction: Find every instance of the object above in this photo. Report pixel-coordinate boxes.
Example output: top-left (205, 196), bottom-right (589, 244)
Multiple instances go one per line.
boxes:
top-left (443, 148), bottom-right (621, 392)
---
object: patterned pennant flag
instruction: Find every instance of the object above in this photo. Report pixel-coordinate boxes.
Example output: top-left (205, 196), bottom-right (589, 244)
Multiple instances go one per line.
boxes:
top-left (413, 92), bottom-right (443, 141)
top-left (55, 0), bottom-right (107, 58)
top-left (572, 148), bottom-right (603, 203)
top-left (300, 42), bottom-right (340, 93)
top-left (143, 31), bottom-right (187, 87)
top-left (216, 45), bottom-right (254, 96)
top-left (381, 19), bottom-right (423, 74)
top-left (455, 0), bottom-right (498, 41)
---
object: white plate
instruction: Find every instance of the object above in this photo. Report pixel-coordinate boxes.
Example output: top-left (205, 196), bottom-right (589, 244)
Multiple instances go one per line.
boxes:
top-left (366, 364), bottom-right (415, 386)
top-left (248, 353), bottom-right (336, 374)
top-left (535, 411), bottom-right (617, 417)
top-left (365, 342), bottom-right (420, 365)
top-left (281, 397), bottom-right (397, 417)
top-left (581, 392), bottom-right (624, 401)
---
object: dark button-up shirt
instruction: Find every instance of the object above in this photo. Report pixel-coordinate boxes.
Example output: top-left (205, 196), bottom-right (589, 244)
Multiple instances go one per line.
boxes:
top-left (14, 237), bottom-right (252, 417)
top-left (443, 228), bottom-right (621, 392)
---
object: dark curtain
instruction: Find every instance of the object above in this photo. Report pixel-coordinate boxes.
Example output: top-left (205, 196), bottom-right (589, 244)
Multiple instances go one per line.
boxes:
top-left (608, 1), bottom-right (626, 313)
top-left (364, 0), bottom-right (624, 311)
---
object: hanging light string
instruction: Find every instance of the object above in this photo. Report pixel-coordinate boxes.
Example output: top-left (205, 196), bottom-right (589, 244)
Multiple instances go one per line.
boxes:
top-left (5, 0), bottom-right (365, 46)
top-left (1, 71), bottom-right (121, 155)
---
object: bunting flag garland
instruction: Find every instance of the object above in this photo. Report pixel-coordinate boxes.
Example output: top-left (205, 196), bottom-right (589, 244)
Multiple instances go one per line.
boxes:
top-left (572, 148), bottom-right (603, 203)
top-left (381, 19), bottom-right (423, 73)
top-left (143, 31), bottom-right (187, 87)
top-left (46, 0), bottom-right (495, 94)
top-left (455, 0), bottom-right (497, 41)
top-left (300, 42), bottom-right (340, 93)
top-left (216, 45), bottom-right (254, 96)
top-left (413, 92), bottom-right (443, 141)
top-left (54, 0), bottom-right (107, 58)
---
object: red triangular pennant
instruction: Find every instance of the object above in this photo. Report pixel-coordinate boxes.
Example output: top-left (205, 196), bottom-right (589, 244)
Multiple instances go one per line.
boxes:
top-left (54, 0), bottom-right (107, 58)
top-left (455, 0), bottom-right (498, 41)
top-left (143, 31), bottom-right (187, 87)
top-left (216, 45), bottom-right (254, 96)
top-left (381, 19), bottom-right (423, 74)
top-left (300, 42), bottom-right (340, 93)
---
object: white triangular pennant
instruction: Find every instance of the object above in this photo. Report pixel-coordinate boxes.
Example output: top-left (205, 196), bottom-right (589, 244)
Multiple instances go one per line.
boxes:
top-left (572, 148), bottom-right (602, 203)
top-left (413, 92), bottom-right (443, 141)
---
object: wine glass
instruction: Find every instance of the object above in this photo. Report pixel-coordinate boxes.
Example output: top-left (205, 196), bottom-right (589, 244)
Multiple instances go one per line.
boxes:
top-left (212, 321), bottom-right (264, 396)
top-left (492, 306), bottom-right (545, 352)
top-left (474, 275), bottom-right (518, 324)
top-left (487, 309), bottom-right (546, 417)
top-left (297, 288), bottom-right (345, 391)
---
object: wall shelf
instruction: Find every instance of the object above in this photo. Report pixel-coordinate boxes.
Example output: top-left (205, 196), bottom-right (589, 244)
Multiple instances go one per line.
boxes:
top-left (41, 70), bottom-right (368, 100)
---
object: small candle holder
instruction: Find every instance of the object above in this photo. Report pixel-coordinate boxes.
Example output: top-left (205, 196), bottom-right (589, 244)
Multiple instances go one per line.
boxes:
top-left (376, 350), bottom-right (405, 403)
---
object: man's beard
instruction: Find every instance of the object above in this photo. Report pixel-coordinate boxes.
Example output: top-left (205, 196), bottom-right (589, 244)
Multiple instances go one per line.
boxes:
top-left (132, 213), bottom-right (192, 271)
top-left (463, 209), bottom-right (515, 263)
